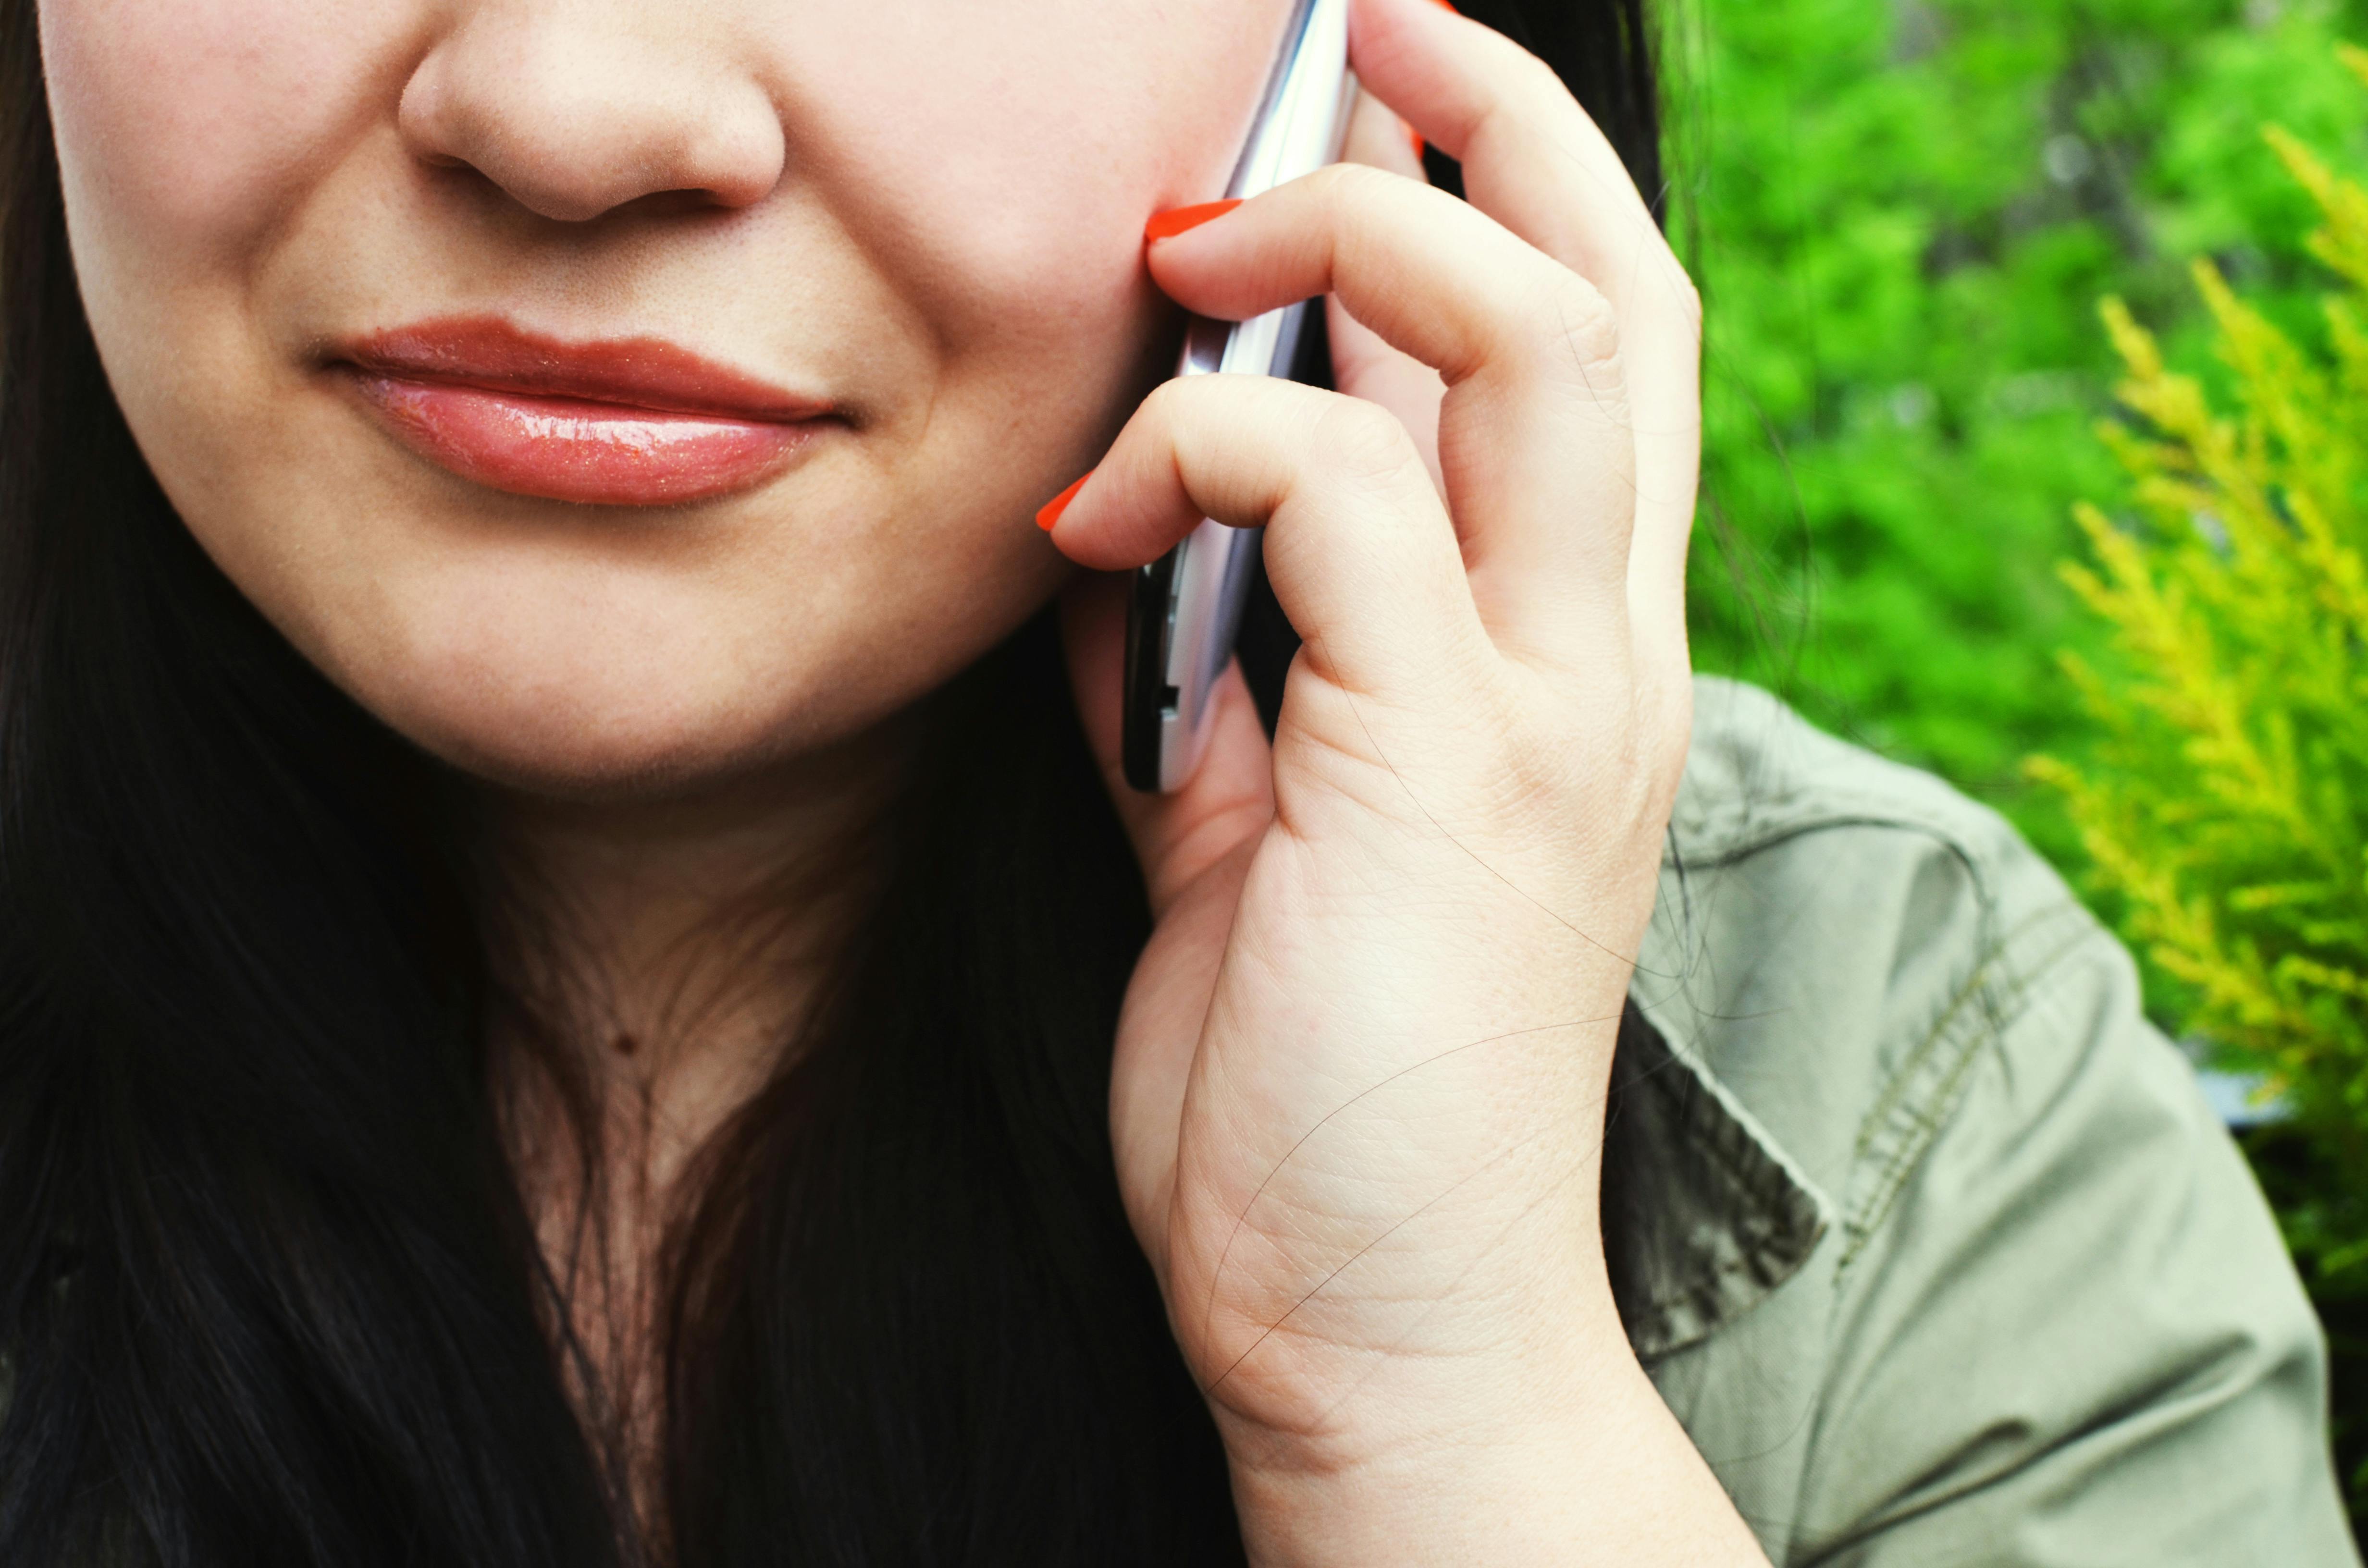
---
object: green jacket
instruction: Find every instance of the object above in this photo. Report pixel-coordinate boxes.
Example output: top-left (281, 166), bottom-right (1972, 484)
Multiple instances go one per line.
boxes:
top-left (1610, 677), bottom-right (2356, 1564)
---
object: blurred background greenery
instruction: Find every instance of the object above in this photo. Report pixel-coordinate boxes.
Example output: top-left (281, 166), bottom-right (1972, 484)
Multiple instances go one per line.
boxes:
top-left (1668, 0), bottom-right (2368, 1525)
top-left (1676, 0), bottom-right (2368, 866)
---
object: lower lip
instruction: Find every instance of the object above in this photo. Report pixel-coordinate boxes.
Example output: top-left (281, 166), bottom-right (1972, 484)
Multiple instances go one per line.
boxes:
top-left (348, 374), bottom-right (821, 507)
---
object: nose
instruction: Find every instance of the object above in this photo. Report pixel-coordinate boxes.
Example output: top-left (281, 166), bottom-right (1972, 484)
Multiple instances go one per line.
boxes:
top-left (398, 6), bottom-right (786, 223)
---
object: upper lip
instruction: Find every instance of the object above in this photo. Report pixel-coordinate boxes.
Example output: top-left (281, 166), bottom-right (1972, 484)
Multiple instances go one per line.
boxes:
top-left (332, 316), bottom-right (832, 423)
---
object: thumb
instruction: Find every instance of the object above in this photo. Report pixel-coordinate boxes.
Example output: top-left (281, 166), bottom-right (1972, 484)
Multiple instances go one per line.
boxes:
top-left (1057, 569), bottom-right (1277, 919)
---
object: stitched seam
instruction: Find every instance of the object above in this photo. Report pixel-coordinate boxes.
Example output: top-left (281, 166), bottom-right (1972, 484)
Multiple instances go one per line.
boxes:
top-left (1837, 901), bottom-right (2104, 1272)
top-left (1850, 953), bottom-right (1990, 1173)
top-left (1671, 782), bottom-right (2020, 869)
top-left (1839, 986), bottom-right (1998, 1270)
top-left (1837, 822), bottom-right (2005, 1270)
top-left (1828, 971), bottom-right (1998, 1279)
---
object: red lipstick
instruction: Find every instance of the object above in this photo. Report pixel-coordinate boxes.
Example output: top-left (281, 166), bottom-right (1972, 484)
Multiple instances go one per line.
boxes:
top-left (333, 318), bottom-right (833, 507)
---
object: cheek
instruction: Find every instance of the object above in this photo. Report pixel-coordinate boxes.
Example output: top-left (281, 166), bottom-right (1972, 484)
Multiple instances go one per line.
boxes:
top-left (42, 0), bottom-right (422, 531)
top-left (41, 0), bottom-right (412, 269)
top-left (788, 0), bottom-right (1284, 353)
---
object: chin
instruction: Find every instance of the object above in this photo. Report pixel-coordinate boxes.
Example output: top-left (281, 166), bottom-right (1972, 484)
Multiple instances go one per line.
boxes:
top-left (276, 521), bottom-right (1047, 804)
top-left (429, 719), bottom-right (776, 804)
top-left (359, 648), bottom-right (876, 804)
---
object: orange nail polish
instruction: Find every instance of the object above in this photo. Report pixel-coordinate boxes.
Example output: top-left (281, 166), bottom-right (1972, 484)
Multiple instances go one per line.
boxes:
top-left (1407, 124), bottom-right (1426, 161)
top-left (1036, 471), bottom-right (1090, 531)
top-left (1429, 0), bottom-right (1457, 11)
top-left (1144, 199), bottom-right (1242, 244)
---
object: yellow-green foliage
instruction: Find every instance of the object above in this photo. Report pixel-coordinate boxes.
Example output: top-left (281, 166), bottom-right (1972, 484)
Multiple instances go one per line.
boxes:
top-left (2031, 45), bottom-right (2368, 1292)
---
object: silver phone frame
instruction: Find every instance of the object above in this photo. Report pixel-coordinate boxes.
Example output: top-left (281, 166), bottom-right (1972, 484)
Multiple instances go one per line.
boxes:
top-left (1122, 0), bottom-right (1353, 793)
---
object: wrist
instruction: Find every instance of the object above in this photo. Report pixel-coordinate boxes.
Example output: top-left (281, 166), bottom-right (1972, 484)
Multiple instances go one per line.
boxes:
top-left (1217, 1329), bottom-right (1769, 1568)
top-left (1226, 1407), bottom-right (1597, 1568)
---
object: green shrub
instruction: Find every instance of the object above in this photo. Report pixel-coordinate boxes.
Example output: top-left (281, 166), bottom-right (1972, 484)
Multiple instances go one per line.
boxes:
top-left (1680, 0), bottom-right (2368, 870)
top-left (2028, 47), bottom-right (2368, 1511)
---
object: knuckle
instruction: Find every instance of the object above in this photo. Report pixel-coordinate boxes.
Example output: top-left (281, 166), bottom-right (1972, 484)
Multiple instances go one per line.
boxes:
top-left (1303, 393), bottom-right (1419, 491)
top-left (1496, 715), bottom-right (1586, 808)
top-left (1502, 268), bottom-right (1626, 407)
top-left (1139, 373), bottom-right (1197, 432)
top-left (1472, 671), bottom-right (1686, 854)
top-left (1463, 28), bottom-right (1569, 138)
top-left (1537, 269), bottom-right (1623, 371)
top-left (1306, 159), bottom-right (1397, 217)
top-left (1507, 45), bottom-right (1576, 116)
top-left (1149, 370), bottom-right (1307, 445)
top-left (1460, 677), bottom-right (1583, 812)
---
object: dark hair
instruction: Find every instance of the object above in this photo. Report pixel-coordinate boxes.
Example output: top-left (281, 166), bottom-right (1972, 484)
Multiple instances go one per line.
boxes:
top-left (0, 3), bottom-right (1664, 1563)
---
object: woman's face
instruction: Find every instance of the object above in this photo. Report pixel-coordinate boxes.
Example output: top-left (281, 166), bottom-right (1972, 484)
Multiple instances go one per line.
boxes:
top-left (40, 0), bottom-right (1284, 796)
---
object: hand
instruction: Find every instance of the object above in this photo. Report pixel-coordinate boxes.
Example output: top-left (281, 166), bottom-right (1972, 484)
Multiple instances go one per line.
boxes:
top-left (1046, 0), bottom-right (1758, 1560)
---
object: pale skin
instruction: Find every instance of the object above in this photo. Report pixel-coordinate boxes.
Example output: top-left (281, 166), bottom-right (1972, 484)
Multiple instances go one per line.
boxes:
top-left (42, 0), bottom-right (1762, 1559)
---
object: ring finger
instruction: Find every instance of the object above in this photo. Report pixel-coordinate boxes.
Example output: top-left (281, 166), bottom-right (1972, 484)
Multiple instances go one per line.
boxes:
top-left (1352, 0), bottom-right (1701, 677)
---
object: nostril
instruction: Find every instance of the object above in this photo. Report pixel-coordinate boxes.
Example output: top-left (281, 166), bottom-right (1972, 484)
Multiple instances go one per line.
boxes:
top-left (396, 22), bottom-right (786, 225)
top-left (617, 187), bottom-right (750, 221)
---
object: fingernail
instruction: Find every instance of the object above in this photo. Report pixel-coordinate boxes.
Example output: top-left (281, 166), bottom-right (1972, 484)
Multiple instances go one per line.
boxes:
top-left (1406, 122), bottom-right (1426, 161)
top-left (1036, 471), bottom-right (1091, 531)
top-left (1144, 199), bottom-right (1242, 244)
top-left (1429, 0), bottom-right (1457, 11)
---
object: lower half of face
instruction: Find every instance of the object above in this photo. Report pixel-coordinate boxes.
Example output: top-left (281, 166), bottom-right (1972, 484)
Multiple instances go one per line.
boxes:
top-left (42, 0), bottom-right (1278, 799)
top-left (157, 335), bottom-right (1110, 798)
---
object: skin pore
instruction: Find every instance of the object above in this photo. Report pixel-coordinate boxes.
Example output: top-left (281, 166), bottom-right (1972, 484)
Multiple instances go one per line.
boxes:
top-left (41, 0), bottom-right (1768, 1560)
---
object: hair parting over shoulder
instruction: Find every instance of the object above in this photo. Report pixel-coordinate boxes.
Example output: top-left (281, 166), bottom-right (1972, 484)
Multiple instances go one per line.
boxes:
top-left (0, 2), bottom-right (1663, 1562)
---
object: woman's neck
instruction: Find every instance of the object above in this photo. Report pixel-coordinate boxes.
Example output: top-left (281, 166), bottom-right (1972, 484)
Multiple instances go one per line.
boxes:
top-left (478, 716), bottom-right (918, 1526)
top-left (490, 721), bottom-right (911, 1156)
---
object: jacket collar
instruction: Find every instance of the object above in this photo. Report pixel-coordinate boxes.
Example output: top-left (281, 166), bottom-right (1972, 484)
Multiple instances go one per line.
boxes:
top-left (1603, 996), bottom-right (1832, 1360)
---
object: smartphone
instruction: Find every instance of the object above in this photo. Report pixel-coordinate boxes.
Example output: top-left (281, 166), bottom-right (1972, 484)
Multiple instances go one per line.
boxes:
top-left (1122, 0), bottom-right (1354, 793)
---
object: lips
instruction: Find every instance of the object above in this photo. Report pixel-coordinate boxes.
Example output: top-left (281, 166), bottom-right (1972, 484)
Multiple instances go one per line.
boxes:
top-left (333, 318), bottom-right (833, 506)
